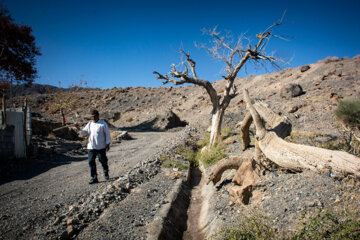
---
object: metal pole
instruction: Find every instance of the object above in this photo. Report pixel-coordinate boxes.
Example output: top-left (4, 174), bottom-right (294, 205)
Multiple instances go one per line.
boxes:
top-left (26, 106), bottom-right (32, 147)
top-left (23, 98), bottom-right (28, 159)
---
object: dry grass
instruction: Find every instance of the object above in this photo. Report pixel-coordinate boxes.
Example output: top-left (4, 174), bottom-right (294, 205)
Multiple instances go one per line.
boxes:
top-left (125, 117), bottom-right (133, 122)
top-left (110, 131), bottom-right (120, 140)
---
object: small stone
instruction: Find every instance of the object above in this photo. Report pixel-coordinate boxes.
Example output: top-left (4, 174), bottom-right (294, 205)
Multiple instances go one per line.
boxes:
top-left (288, 106), bottom-right (299, 113)
top-left (66, 218), bottom-right (77, 226)
top-left (59, 231), bottom-right (69, 240)
top-left (22, 225), bottom-right (31, 231)
top-left (300, 65), bottom-right (310, 72)
top-left (269, 172), bottom-right (278, 178)
top-left (50, 217), bottom-right (61, 226)
top-left (68, 205), bottom-right (78, 215)
top-left (67, 225), bottom-right (76, 237)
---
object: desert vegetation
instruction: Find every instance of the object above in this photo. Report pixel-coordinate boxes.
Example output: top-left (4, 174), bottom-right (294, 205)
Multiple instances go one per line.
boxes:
top-left (210, 209), bottom-right (360, 240)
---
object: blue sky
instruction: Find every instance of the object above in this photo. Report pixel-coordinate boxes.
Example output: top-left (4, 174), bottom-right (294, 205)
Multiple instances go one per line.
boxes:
top-left (3, 0), bottom-right (360, 89)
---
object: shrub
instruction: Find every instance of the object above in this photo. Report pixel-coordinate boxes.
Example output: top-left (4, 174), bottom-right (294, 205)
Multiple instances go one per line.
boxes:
top-left (318, 140), bottom-right (350, 152)
top-left (221, 126), bottom-right (234, 139)
top-left (334, 98), bottom-right (360, 128)
top-left (197, 133), bottom-right (210, 147)
top-left (175, 145), bottom-right (198, 167)
top-left (211, 209), bottom-right (360, 240)
top-left (196, 142), bottom-right (227, 167)
top-left (319, 56), bottom-right (341, 63)
top-left (209, 212), bottom-right (276, 240)
top-left (159, 154), bottom-right (188, 170)
top-left (290, 209), bottom-right (360, 240)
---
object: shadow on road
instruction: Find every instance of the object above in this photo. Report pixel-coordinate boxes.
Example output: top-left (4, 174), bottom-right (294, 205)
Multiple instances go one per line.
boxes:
top-left (0, 154), bottom-right (87, 186)
top-left (121, 118), bottom-right (165, 132)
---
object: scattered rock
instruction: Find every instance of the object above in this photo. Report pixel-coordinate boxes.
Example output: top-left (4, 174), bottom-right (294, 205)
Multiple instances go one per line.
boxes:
top-left (66, 225), bottom-right (77, 237)
top-left (300, 65), bottom-right (310, 72)
top-left (66, 218), bottom-right (78, 226)
top-left (152, 110), bottom-right (187, 130)
top-left (50, 216), bottom-right (62, 226)
top-left (52, 126), bottom-right (80, 140)
top-left (288, 106), bottom-right (299, 113)
top-left (326, 92), bottom-right (340, 104)
top-left (279, 84), bottom-right (304, 99)
top-left (112, 131), bottom-right (131, 143)
top-left (59, 231), bottom-right (69, 240)
top-left (112, 112), bottom-right (121, 121)
top-left (32, 118), bottom-right (62, 136)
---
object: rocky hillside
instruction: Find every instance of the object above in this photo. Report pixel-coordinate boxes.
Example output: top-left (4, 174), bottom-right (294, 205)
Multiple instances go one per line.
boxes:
top-left (8, 55), bottom-right (360, 138)
top-left (2, 55), bottom-right (360, 240)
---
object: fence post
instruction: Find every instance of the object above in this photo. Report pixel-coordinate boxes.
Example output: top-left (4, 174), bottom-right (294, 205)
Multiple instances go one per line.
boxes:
top-left (2, 94), bottom-right (6, 125)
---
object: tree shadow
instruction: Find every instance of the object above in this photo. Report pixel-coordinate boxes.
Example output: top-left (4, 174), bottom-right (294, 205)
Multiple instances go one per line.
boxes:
top-left (0, 153), bottom-right (87, 185)
top-left (121, 118), bottom-right (164, 132)
top-left (121, 117), bottom-right (187, 133)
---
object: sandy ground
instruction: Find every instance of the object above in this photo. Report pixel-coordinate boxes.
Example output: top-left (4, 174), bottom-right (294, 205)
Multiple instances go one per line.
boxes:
top-left (0, 131), bottom-right (184, 240)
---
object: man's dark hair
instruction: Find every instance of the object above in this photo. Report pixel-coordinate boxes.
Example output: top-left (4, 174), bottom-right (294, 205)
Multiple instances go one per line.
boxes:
top-left (90, 110), bottom-right (99, 116)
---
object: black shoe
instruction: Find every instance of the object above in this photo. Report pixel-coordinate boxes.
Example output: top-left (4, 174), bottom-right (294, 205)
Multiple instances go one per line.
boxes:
top-left (105, 174), bottom-right (109, 180)
top-left (89, 178), bottom-right (99, 184)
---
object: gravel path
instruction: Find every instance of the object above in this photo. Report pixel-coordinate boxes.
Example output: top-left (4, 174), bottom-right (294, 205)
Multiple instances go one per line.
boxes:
top-left (0, 130), bottom-right (186, 240)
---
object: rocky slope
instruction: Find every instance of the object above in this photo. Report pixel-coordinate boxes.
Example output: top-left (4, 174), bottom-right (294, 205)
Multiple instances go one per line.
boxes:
top-left (1, 55), bottom-right (360, 239)
top-left (8, 55), bottom-right (360, 135)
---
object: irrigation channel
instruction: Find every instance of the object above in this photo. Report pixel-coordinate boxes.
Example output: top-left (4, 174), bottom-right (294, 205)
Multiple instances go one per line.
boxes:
top-left (148, 166), bottom-right (216, 240)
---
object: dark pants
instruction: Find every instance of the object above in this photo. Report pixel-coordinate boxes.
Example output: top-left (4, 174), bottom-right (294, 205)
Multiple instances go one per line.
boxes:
top-left (88, 148), bottom-right (109, 180)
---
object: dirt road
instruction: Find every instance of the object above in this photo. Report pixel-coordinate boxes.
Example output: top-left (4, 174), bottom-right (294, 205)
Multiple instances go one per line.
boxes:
top-left (0, 131), bottom-right (185, 240)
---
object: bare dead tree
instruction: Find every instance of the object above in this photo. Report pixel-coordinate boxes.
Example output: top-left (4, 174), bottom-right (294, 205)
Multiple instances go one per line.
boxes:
top-left (154, 14), bottom-right (287, 147)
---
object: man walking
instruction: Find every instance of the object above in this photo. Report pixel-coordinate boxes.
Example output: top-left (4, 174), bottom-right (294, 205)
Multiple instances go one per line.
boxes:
top-left (77, 110), bottom-right (111, 184)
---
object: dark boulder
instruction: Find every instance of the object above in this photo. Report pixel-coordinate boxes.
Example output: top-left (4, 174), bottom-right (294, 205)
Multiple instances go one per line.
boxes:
top-left (52, 126), bottom-right (80, 140)
top-left (280, 84), bottom-right (304, 99)
top-left (153, 110), bottom-right (187, 130)
top-left (300, 65), bottom-right (310, 72)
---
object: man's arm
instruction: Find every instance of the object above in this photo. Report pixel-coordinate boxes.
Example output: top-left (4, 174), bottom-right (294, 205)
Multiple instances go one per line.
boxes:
top-left (104, 122), bottom-right (111, 151)
top-left (76, 122), bottom-right (90, 136)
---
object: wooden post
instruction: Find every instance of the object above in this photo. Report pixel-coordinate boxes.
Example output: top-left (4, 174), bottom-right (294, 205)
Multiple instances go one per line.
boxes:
top-left (2, 94), bottom-right (6, 125)
top-left (60, 108), bottom-right (65, 126)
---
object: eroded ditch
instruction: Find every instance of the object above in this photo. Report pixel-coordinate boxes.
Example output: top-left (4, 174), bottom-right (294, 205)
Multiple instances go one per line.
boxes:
top-left (148, 166), bottom-right (213, 240)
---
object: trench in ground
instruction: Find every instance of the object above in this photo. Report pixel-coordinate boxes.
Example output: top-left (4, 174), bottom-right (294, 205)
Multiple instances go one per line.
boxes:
top-left (158, 166), bottom-right (208, 240)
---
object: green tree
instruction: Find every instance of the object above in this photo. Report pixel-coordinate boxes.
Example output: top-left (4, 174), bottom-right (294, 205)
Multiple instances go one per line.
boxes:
top-left (0, 4), bottom-right (41, 124)
top-left (0, 4), bottom-right (41, 91)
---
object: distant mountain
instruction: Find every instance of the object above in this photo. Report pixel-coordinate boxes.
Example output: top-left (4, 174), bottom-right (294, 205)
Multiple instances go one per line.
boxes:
top-left (9, 83), bottom-right (62, 97)
top-left (8, 83), bottom-right (92, 97)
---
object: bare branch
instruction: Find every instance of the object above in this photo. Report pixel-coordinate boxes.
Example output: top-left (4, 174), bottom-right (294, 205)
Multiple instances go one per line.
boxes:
top-left (210, 29), bottom-right (234, 53)
top-left (180, 50), bottom-right (198, 79)
top-left (153, 71), bottom-right (186, 85)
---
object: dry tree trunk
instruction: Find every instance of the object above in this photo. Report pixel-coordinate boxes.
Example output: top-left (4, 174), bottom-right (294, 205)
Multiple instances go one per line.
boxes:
top-left (209, 107), bottom-right (225, 148)
top-left (228, 158), bottom-right (261, 205)
top-left (241, 101), bottom-right (292, 151)
top-left (244, 89), bottom-right (360, 179)
top-left (208, 99), bottom-right (292, 185)
top-left (241, 112), bottom-right (253, 150)
top-left (207, 157), bottom-right (246, 185)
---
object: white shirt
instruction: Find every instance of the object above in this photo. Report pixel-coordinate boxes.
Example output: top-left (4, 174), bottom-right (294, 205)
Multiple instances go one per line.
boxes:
top-left (80, 120), bottom-right (111, 150)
